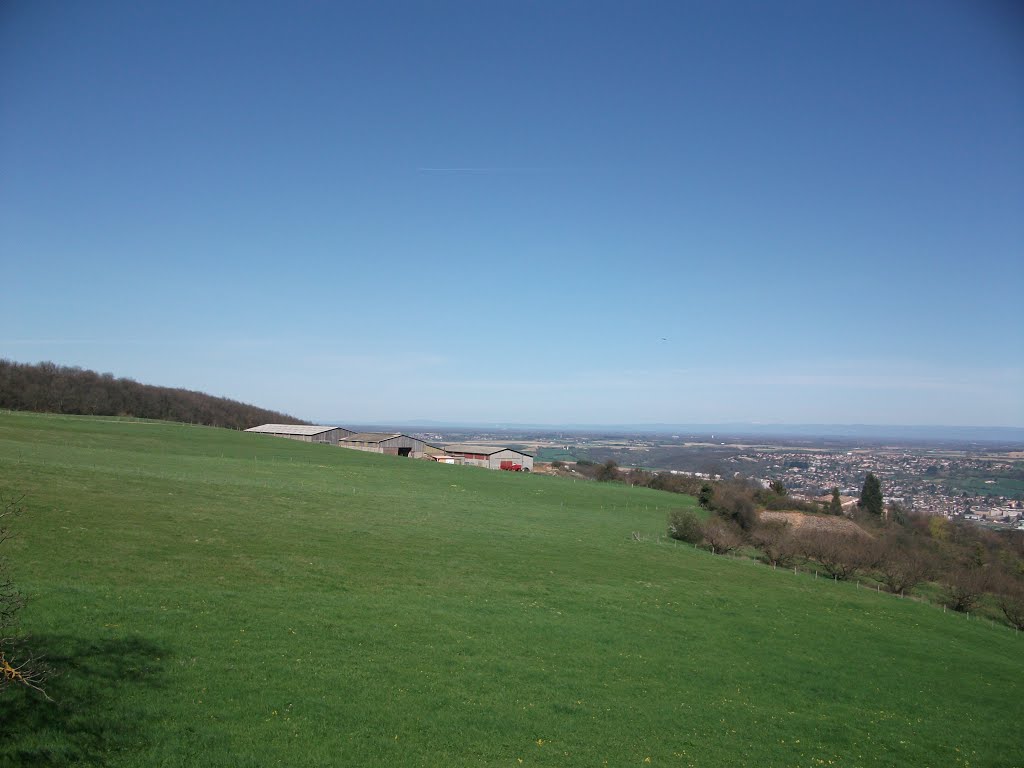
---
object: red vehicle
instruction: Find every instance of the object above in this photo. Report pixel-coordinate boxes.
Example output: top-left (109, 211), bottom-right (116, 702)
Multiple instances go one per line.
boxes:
top-left (499, 461), bottom-right (523, 472)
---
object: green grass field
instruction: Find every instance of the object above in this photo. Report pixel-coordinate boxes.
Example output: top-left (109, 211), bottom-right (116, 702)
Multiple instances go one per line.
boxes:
top-left (1, 412), bottom-right (1022, 767)
top-left (945, 473), bottom-right (1024, 499)
top-left (534, 447), bottom-right (580, 463)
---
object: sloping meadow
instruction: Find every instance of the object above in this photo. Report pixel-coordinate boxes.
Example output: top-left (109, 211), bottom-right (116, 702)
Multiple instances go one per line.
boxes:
top-left (1, 412), bottom-right (1021, 767)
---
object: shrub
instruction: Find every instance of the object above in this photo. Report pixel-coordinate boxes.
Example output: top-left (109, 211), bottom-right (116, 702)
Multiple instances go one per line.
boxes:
top-left (756, 493), bottom-right (824, 514)
top-left (887, 502), bottom-right (909, 526)
top-left (698, 483), bottom-right (714, 510)
top-left (876, 534), bottom-right (937, 594)
top-left (713, 481), bottom-right (759, 531)
top-left (927, 515), bottom-right (951, 542)
top-left (626, 469), bottom-right (654, 487)
top-left (750, 520), bottom-right (797, 568)
top-left (941, 565), bottom-right (992, 613)
top-left (701, 518), bottom-right (745, 555)
top-left (827, 488), bottom-right (843, 516)
top-left (667, 509), bottom-right (703, 544)
top-left (594, 460), bottom-right (621, 483)
top-left (993, 574), bottom-right (1024, 630)
top-left (796, 529), bottom-right (879, 581)
top-left (649, 473), bottom-right (703, 497)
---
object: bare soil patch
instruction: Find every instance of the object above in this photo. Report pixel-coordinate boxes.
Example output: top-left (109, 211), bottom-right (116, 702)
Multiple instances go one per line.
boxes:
top-left (760, 510), bottom-right (871, 537)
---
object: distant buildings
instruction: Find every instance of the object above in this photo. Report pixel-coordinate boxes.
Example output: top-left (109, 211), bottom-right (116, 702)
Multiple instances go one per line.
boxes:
top-left (246, 424), bottom-right (533, 471)
top-left (443, 444), bottom-right (534, 472)
top-left (244, 424), bottom-right (353, 444)
top-left (339, 432), bottom-right (433, 459)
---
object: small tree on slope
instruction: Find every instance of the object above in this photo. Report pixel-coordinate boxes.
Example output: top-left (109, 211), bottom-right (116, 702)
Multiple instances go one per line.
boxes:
top-left (858, 473), bottom-right (884, 517)
top-left (1, 493), bottom-right (50, 699)
top-left (828, 488), bottom-right (843, 516)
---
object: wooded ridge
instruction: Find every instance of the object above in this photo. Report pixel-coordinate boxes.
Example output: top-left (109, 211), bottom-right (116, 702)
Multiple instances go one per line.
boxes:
top-left (0, 359), bottom-right (306, 430)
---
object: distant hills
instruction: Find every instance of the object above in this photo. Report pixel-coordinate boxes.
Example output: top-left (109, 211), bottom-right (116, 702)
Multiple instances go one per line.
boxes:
top-left (391, 420), bottom-right (1024, 444)
top-left (0, 359), bottom-right (306, 430)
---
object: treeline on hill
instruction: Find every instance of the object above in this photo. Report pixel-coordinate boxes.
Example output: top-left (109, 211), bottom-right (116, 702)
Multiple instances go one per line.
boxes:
top-left (562, 460), bottom-right (1024, 629)
top-left (565, 459), bottom-right (823, 513)
top-left (0, 360), bottom-right (307, 430)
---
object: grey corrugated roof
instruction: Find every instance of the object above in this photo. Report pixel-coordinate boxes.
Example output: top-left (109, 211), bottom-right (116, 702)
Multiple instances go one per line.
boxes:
top-left (341, 432), bottom-right (405, 443)
top-left (444, 444), bottom-right (533, 457)
top-left (246, 424), bottom-right (344, 436)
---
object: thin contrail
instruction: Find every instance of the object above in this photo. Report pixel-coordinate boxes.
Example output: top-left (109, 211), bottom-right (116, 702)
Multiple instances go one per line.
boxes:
top-left (2, 338), bottom-right (108, 345)
top-left (417, 167), bottom-right (549, 173)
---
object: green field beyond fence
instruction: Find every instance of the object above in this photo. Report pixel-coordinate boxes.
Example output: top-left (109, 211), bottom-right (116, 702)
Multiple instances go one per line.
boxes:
top-left (1, 412), bottom-right (1021, 767)
top-left (534, 447), bottom-right (580, 463)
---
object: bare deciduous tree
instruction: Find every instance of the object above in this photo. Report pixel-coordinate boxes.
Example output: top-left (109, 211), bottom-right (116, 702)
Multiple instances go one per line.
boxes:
top-left (1, 493), bottom-right (51, 700)
top-left (750, 520), bottom-right (798, 568)
top-left (701, 518), bottom-right (745, 555)
top-left (992, 571), bottom-right (1024, 629)
top-left (796, 529), bottom-right (879, 581)
top-left (667, 509), bottom-right (703, 544)
top-left (876, 536), bottom-right (936, 595)
top-left (941, 564), bottom-right (992, 613)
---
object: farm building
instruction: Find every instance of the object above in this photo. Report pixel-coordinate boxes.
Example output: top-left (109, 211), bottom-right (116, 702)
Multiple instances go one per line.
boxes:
top-left (423, 445), bottom-right (458, 464)
top-left (245, 424), bottom-right (353, 444)
top-left (338, 432), bottom-right (435, 458)
top-left (444, 444), bottom-right (534, 472)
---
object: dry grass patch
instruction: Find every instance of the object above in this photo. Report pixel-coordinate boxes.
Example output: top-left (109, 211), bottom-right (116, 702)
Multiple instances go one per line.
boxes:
top-left (761, 510), bottom-right (871, 537)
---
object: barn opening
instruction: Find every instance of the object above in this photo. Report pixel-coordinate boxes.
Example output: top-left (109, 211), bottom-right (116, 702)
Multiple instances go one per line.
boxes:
top-left (397, 447), bottom-right (411, 457)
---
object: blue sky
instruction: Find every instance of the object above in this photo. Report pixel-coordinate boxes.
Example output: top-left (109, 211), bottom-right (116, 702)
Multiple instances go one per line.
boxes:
top-left (2, 1), bottom-right (1022, 426)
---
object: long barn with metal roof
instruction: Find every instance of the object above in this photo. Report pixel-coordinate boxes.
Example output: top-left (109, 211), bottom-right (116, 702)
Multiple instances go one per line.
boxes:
top-left (338, 432), bottom-right (435, 458)
top-left (443, 444), bottom-right (534, 471)
top-left (245, 424), bottom-right (353, 444)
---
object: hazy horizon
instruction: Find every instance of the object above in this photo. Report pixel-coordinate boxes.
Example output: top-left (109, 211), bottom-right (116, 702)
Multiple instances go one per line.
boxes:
top-left (322, 418), bottom-right (1024, 442)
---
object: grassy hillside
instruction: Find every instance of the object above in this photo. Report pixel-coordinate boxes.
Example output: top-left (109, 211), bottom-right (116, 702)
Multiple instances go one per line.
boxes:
top-left (1, 411), bottom-right (1021, 767)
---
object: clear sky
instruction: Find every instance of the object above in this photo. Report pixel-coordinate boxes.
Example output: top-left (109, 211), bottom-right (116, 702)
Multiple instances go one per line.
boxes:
top-left (2, 1), bottom-right (1022, 426)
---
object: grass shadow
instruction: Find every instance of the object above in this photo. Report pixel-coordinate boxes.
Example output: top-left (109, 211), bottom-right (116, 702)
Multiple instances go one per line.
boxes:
top-left (0, 634), bottom-right (168, 767)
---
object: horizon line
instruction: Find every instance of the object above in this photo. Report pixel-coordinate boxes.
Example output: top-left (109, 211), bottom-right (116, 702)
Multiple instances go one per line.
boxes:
top-left (313, 419), bottom-right (1024, 433)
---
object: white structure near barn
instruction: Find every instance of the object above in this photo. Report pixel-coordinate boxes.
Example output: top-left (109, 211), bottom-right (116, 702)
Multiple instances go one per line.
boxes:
top-left (423, 445), bottom-right (458, 463)
top-left (245, 424), bottom-right (353, 444)
top-left (444, 444), bottom-right (534, 471)
top-left (338, 432), bottom-right (435, 459)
